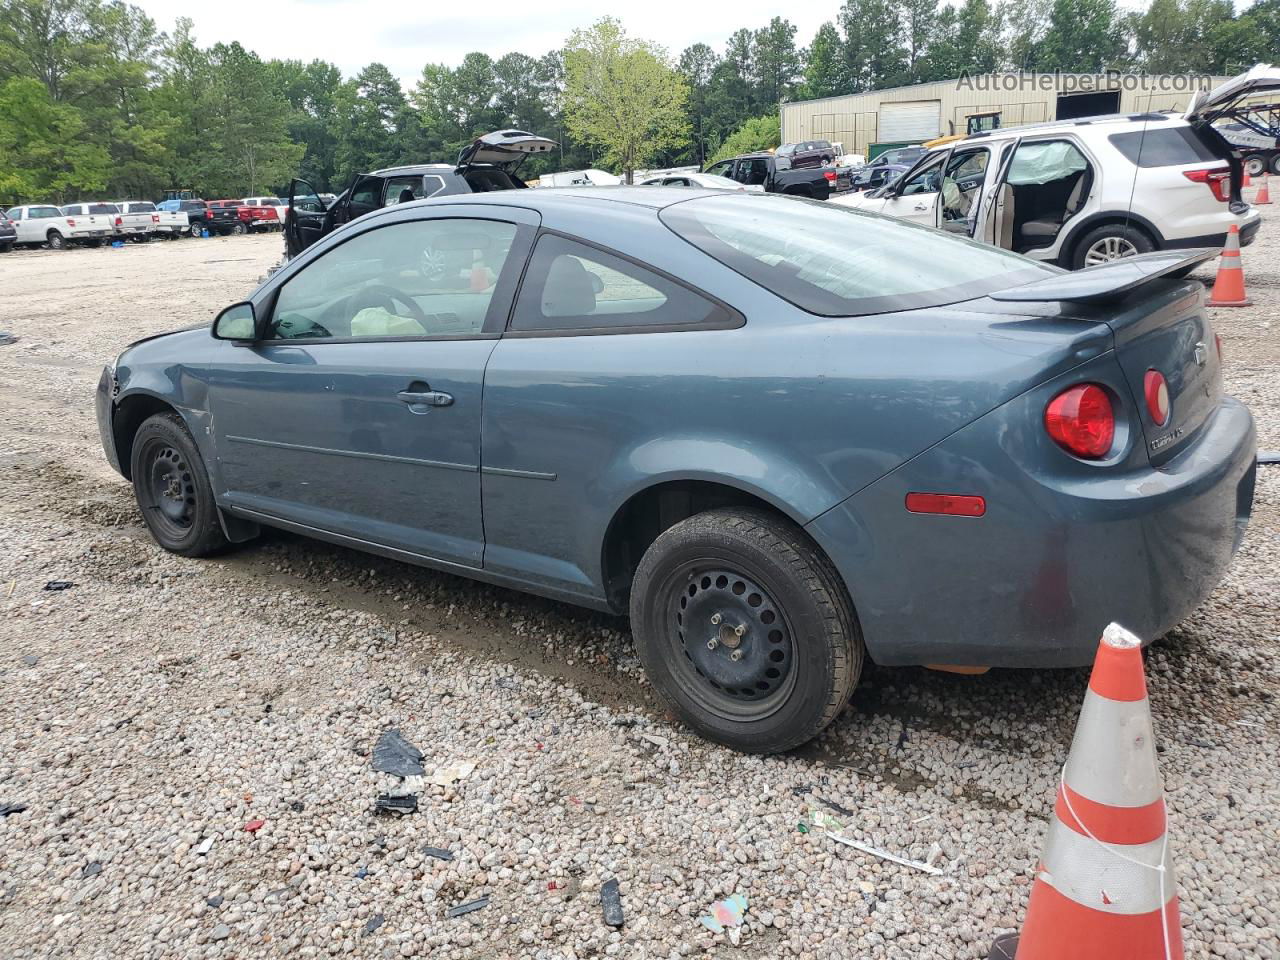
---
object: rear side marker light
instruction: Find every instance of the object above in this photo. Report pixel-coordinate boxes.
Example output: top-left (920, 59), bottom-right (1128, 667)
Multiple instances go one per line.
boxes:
top-left (1143, 370), bottom-right (1170, 426)
top-left (905, 493), bottom-right (986, 517)
top-left (1045, 383), bottom-right (1115, 459)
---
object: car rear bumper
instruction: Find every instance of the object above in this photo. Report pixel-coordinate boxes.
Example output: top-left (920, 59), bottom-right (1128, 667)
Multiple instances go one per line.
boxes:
top-left (1164, 213), bottom-right (1262, 249)
top-left (805, 394), bottom-right (1256, 669)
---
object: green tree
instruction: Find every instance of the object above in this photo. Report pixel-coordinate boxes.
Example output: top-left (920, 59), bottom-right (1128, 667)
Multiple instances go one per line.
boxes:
top-left (708, 114), bottom-right (782, 163)
top-left (901, 0), bottom-right (939, 82)
top-left (840, 0), bottom-right (908, 90)
top-left (562, 18), bottom-right (689, 183)
top-left (0, 75), bottom-right (110, 202)
top-left (752, 17), bottom-right (800, 107)
top-left (1034, 0), bottom-right (1127, 71)
top-left (679, 42), bottom-right (719, 166)
top-left (801, 22), bottom-right (849, 99)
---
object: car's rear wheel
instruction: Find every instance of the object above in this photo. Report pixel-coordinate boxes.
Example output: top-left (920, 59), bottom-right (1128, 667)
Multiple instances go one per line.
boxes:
top-left (1072, 223), bottom-right (1154, 270)
top-left (1271, 154), bottom-right (1280, 176)
top-left (1244, 154), bottom-right (1266, 178)
top-left (630, 508), bottom-right (861, 754)
top-left (46, 230), bottom-right (66, 250)
top-left (130, 413), bottom-right (229, 557)
top-left (189, 221), bottom-right (203, 238)
top-left (232, 222), bottom-right (247, 236)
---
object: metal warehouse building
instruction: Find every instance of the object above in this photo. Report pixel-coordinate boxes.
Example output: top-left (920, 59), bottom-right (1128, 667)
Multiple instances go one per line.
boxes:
top-left (781, 72), bottom-right (1228, 158)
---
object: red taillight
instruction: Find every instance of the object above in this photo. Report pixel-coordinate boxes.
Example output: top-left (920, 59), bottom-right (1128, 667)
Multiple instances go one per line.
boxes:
top-left (115, 216), bottom-right (122, 226)
top-left (1182, 167), bottom-right (1230, 202)
top-left (1045, 384), bottom-right (1115, 459)
top-left (66, 217), bottom-right (76, 227)
top-left (151, 213), bottom-right (160, 223)
top-left (823, 171), bottom-right (837, 181)
top-left (1143, 370), bottom-right (1169, 426)
top-left (905, 493), bottom-right (986, 517)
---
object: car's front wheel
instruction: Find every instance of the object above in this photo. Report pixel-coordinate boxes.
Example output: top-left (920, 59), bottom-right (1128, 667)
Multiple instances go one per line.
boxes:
top-left (130, 413), bottom-right (229, 557)
top-left (631, 508), bottom-right (862, 754)
top-left (231, 222), bottom-right (247, 236)
top-left (46, 230), bottom-right (66, 250)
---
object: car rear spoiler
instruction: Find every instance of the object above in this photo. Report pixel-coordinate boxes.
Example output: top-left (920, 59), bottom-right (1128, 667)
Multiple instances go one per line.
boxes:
top-left (988, 249), bottom-right (1217, 304)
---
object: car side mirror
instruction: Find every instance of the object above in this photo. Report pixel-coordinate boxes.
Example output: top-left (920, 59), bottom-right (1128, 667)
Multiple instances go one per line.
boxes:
top-left (589, 274), bottom-right (604, 294)
top-left (212, 302), bottom-right (257, 341)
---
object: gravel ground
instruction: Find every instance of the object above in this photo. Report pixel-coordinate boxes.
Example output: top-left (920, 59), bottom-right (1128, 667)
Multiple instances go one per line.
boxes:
top-left (0, 215), bottom-right (1276, 960)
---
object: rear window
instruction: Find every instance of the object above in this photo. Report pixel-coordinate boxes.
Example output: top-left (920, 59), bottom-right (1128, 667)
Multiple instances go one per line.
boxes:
top-left (660, 194), bottom-right (1052, 317)
top-left (90, 203), bottom-right (118, 214)
top-left (182, 201), bottom-right (206, 211)
top-left (128, 201), bottom-right (156, 212)
top-left (1108, 127), bottom-right (1219, 167)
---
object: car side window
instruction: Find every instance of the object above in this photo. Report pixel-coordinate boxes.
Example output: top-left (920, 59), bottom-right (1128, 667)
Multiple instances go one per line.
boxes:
top-left (269, 218), bottom-right (519, 342)
top-left (510, 234), bottom-right (733, 334)
top-left (350, 179), bottom-right (381, 208)
top-left (383, 177), bottom-right (424, 205)
top-left (898, 156), bottom-right (945, 196)
top-left (706, 160), bottom-right (733, 178)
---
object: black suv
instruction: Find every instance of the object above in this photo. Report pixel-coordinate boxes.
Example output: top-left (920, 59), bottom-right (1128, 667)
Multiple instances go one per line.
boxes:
top-left (775, 140), bottom-right (835, 168)
top-left (285, 130), bottom-right (557, 257)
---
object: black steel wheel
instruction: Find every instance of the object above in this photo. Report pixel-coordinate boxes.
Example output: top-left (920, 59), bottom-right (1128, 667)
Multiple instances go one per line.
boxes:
top-left (631, 508), bottom-right (862, 753)
top-left (130, 412), bottom-right (228, 556)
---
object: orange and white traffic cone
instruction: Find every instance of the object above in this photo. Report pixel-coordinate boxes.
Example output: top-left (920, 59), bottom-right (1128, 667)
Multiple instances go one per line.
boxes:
top-left (988, 624), bottom-right (1184, 960)
top-left (1205, 224), bottom-right (1252, 307)
top-left (1255, 175), bottom-right (1272, 205)
top-left (1242, 170), bottom-right (1252, 187)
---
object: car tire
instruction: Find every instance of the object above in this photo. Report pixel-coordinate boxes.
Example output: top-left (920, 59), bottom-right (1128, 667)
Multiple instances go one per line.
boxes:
top-left (630, 507), bottom-right (862, 754)
top-left (232, 223), bottom-right (247, 236)
top-left (46, 230), bottom-right (66, 250)
top-left (1071, 223), bottom-right (1154, 270)
top-left (189, 222), bottom-right (203, 238)
top-left (1271, 154), bottom-right (1280, 176)
top-left (1244, 154), bottom-right (1266, 178)
top-left (130, 412), bottom-right (229, 557)
top-left (0, 242), bottom-right (13, 253)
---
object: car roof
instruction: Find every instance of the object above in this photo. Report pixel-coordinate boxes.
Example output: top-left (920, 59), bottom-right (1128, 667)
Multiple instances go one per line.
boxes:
top-left (961, 112), bottom-right (1179, 145)
top-left (392, 185), bottom-right (718, 215)
top-left (370, 163), bottom-right (458, 176)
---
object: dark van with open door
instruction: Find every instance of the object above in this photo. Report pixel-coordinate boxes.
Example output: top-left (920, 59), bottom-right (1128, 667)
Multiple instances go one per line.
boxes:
top-left (284, 129), bottom-right (557, 258)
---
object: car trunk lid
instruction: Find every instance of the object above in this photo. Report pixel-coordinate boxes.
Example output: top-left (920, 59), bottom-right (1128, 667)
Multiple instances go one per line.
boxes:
top-left (456, 130), bottom-right (558, 173)
top-left (990, 250), bottom-right (1222, 465)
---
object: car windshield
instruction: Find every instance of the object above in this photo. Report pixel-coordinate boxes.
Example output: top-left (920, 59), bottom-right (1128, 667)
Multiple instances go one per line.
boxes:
top-left (660, 194), bottom-right (1053, 317)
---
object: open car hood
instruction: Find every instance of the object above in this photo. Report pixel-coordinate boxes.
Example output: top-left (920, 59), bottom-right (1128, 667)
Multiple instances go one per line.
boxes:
top-left (1184, 63), bottom-right (1280, 123)
top-left (457, 130), bottom-right (558, 172)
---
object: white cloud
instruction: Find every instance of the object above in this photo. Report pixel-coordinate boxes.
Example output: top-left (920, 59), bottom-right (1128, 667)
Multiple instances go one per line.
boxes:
top-left (134, 1), bottom-right (836, 83)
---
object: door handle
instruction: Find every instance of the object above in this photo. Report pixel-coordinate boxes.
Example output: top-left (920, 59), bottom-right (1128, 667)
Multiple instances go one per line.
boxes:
top-left (914, 203), bottom-right (928, 211)
top-left (397, 389), bottom-right (453, 408)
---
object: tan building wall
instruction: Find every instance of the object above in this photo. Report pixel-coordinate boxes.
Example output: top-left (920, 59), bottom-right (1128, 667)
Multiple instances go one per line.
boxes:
top-left (781, 73), bottom-right (1228, 155)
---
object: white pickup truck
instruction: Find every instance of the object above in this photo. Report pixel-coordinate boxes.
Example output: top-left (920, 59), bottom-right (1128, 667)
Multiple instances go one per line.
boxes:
top-left (4, 204), bottom-right (107, 249)
top-left (119, 200), bottom-right (188, 239)
top-left (63, 201), bottom-right (151, 241)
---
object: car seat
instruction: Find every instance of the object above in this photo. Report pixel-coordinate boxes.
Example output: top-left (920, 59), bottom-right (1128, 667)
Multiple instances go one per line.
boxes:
top-left (397, 187), bottom-right (415, 204)
top-left (1019, 172), bottom-right (1088, 244)
top-left (541, 256), bottom-right (597, 317)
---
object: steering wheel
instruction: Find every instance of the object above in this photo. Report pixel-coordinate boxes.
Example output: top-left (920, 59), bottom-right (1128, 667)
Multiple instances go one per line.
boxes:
top-left (343, 282), bottom-right (431, 326)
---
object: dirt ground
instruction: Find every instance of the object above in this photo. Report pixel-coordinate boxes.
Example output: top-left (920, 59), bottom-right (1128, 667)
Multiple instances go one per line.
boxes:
top-left (0, 216), bottom-right (1276, 960)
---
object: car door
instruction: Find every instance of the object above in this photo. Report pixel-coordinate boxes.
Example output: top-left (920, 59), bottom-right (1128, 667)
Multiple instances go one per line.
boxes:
top-left (204, 205), bottom-right (538, 567)
top-left (934, 147), bottom-right (992, 238)
top-left (285, 179), bottom-right (331, 257)
top-left (877, 153), bottom-right (945, 225)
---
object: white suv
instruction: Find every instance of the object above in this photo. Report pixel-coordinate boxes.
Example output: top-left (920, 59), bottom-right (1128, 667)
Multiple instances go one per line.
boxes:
top-left (834, 64), bottom-right (1278, 270)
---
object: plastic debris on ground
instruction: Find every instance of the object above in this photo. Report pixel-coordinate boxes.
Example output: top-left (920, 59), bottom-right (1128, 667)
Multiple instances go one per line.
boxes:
top-left (363, 914), bottom-right (384, 936)
top-left (600, 878), bottom-right (624, 927)
top-left (699, 894), bottom-right (748, 934)
top-left (374, 792), bottom-right (418, 815)
top-left (372, 728), bottom-right (426, 777)
top-left (243, 819), bottom-right (265, 832)
top-left (826, 831), bottom-right (943, 875)
top-left (446, 897), bottom-right (489, 918)
top-left (195, 837), bottom-right (214, 856)
top-left (0, 802), bottom-right (29, 816)
top-left (429, 760), bottom-right (476, 787)
top-left (422, 846), bottom-right (454, 861)
top-left (43, 581), bottom-right (75, 591)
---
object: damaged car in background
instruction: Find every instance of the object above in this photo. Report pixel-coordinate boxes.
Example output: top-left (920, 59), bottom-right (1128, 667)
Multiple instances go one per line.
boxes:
top-left (97, 189), bottom-right (1255, 753)
top-left (284, 129), bottom-right (557, 257)
top-left (834, 63), bottom-right (1279, 269)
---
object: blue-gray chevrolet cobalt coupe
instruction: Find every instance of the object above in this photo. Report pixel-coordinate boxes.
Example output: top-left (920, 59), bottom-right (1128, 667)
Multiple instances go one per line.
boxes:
top-left (97, 189), bottom-right (1256, 753)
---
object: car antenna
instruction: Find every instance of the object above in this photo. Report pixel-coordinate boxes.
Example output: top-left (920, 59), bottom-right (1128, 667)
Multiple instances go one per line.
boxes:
top-left (1119, 107), bottom-right (1151, 265)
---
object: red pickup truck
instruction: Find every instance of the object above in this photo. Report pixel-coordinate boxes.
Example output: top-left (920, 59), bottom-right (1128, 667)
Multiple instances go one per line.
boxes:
top-left (239, 197), bottom-right (284, 232)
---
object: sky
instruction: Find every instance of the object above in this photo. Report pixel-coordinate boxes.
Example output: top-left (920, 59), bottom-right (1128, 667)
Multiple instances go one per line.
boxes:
top-left (132, 2), bottom-right (840, 83)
